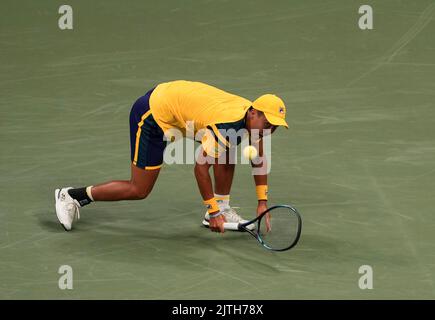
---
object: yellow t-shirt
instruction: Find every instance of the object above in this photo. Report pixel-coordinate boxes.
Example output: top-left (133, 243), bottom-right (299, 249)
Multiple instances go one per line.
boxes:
top-left (149, 80), bottom-right (251, 157)
top-left (149, 80), bottom-right (251, 134)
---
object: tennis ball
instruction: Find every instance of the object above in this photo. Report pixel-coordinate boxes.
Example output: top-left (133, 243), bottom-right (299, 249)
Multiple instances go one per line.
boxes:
top-left (243, 145), bottom-right (258, 160)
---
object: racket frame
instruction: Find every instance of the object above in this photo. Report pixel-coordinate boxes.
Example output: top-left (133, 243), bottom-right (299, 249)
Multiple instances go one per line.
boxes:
top-left (238, 204), bottom-right (302, 251)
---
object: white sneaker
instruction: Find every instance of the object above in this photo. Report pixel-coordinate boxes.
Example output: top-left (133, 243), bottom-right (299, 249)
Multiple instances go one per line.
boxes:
top-left (202, 207), bottom-right (255, 231)
top-left (55, 187), bottom-right (81, 231)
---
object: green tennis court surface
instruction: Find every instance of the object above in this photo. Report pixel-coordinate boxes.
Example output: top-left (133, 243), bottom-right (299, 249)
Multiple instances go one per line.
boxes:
top-left (1, 0), bottom-right (434, 299)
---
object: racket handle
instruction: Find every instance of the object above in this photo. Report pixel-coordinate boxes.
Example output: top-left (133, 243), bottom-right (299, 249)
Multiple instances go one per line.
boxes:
top-left (222, 222), bottom-right (239, 231)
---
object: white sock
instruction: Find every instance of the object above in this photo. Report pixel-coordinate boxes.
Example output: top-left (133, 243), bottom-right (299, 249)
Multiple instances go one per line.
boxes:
top-left (86, 186), bottom-right (94, 201)
top-left (214, 193), bottom-right (230, 210)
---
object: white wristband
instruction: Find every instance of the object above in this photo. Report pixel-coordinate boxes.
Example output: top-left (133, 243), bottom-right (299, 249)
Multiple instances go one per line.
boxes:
top-left (209, 211), bottom-right (222, 219)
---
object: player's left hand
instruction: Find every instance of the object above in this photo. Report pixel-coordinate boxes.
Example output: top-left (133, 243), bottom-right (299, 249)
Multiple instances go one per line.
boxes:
top-left (257, 201), bottom-right (271, 232)
top-left (209, 212), bottom-right (227, 233)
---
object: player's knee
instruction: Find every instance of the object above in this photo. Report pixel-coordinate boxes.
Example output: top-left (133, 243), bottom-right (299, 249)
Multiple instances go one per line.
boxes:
top-left (135, 190), bottom-right (150, 200)
top-left (130, 185), bottom-right (150, 200)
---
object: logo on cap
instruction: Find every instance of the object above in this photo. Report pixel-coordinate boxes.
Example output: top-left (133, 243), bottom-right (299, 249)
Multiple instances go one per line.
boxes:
top-left (279, 107), bottom-right (285, 114)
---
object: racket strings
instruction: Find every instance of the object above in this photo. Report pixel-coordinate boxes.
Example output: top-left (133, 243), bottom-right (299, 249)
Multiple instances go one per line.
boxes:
top-left (258, 206), bottom-right (300, 251)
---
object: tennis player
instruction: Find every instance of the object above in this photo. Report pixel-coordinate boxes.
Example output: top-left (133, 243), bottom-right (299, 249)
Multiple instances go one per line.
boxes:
top-left (55, 80), bottom-right (288, 233)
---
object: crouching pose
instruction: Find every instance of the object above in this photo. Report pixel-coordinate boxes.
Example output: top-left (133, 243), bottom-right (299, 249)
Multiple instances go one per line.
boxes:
top-left (55, 80), bottom-right (288, 233)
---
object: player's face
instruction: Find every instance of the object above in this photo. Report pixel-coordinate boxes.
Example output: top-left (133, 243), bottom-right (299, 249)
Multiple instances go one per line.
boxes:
top-left (247, 109), bottom-right (277, 138)
top-left (262, 119), bottom-right (277, 137)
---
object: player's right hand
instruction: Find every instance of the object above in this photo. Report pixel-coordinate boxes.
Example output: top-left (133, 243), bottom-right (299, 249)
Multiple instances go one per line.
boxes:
top-left (257, 201), bottom-right (271, 232)
top-left (209, 212), bottom-right (226, 233)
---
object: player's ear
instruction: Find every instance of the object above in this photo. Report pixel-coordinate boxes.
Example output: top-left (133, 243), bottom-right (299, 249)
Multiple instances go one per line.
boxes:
top-left (248, 107), bottom-right (260, 117)
top-left (246, 106), bottom-right (254, 119)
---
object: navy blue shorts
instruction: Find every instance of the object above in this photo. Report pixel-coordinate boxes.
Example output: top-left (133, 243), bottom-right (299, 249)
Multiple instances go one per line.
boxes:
top-left (129, 88), bottom-right (166, 170)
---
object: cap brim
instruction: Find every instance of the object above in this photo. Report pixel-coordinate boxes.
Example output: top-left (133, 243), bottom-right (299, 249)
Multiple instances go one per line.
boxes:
top-left (264, 112), bottom-right (289, 129)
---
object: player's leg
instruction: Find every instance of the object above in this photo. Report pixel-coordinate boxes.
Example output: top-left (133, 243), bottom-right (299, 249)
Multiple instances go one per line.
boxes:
top-left (213, 161), bottom-right (235, 210)
top-left (55, 165), bottom-right (161, 231)
top-left (55, 87), bottom-right (165, 231)
top-left (90, 164), bottom-right (160, 201)
top-left (202, 151), bottom-right (253, 229)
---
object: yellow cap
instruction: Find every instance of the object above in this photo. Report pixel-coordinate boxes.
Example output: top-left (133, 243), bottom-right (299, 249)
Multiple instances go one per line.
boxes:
top-left (252, 94), bottom-right (288, 128)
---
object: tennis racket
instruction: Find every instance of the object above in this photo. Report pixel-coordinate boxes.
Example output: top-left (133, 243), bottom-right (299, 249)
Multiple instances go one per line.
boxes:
top-left (238, 204), bottom-right (302, 251)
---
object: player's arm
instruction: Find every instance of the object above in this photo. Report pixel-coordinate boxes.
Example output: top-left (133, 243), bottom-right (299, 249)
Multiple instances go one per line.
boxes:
top-left (194, 133), bottom-right (227, 233)
top-left (194, 149), bottom-right (214, 200)
top-left (250, 138), bottom-right (271, 231)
